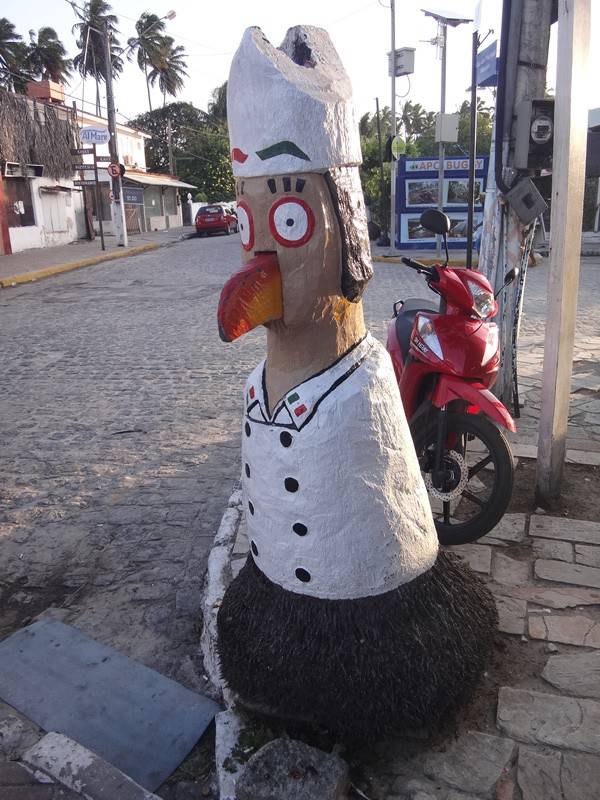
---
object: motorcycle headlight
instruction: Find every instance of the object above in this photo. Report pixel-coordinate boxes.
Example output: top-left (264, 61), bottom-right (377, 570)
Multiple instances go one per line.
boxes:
top-left (416, 315), bottom-right (443, 360)
top-left (482, 323), bottom-right (499, 365)
top-left (466, 279), bottom-right (495, 319)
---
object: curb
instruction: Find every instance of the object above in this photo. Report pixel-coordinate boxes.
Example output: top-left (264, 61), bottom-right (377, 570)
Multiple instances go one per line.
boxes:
top-left (200, 486), bottom-right (243, 702)
top-left (372, 255), bottom-right (477, 267)
top-left (0, 242), bottom-right (161, 289)
top-left (22, 732), bottom-right (160, 799)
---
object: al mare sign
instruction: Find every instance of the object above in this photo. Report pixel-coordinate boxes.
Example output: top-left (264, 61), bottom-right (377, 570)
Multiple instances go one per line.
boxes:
top-left (406, 158), bottom-right (485, 173)
top-left (80, 126), bottom-right (110, 145)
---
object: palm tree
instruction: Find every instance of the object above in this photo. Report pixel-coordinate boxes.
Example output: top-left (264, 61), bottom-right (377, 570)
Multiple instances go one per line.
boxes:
top-left (0, 17), bottom-right (26, 91)
top-left (147, 37), bottom-right (187, 106)
top-left (401, 101), bottom-right (429, 142)
top-left (207, 81), bottom-right (227, 126)
top-left (71, 0), bottom-right (122, 115)
top-left (26, 27), bottom-right (72, 83)
top-left (127, 13), bottom-right (167, 113)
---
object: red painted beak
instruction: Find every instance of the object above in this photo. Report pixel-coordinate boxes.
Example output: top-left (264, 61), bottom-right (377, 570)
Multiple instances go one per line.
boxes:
top-left (217, 253), bottom-right (283, 342)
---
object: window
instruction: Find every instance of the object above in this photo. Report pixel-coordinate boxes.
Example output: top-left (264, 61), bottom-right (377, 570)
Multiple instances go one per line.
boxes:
top-left (4, 177), bottom-right (35, 227)
top-left (163, 188), bottom-right (177, 215)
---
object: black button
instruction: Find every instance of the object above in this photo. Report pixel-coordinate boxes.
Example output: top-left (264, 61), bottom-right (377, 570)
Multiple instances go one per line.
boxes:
top-left (248, 501), bottom-right (254, 515)
top-left (284, 477), bottom-right (299, 493)
top-left (251, 540), bottom-right (258, 556)
top-left (280, 431), bottom-right (293, 447)
top-left (245, 422), bottom-right (251, 437)
top-left (295, 568), bottom-right (310, 583)
top-left (245, 463), bottom-right (251, 478)
top-left (293, 523), bottom-right (307, 536)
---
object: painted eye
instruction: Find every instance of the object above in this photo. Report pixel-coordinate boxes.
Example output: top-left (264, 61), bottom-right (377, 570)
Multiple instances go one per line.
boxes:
top-left (268, 197), bottom-right (315, 248)
top-left (237, 201), bottom-right (254, 251)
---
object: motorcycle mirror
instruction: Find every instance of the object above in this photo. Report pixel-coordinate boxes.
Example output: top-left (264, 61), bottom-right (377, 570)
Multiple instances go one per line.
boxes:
top-left (419, 209), bottom-right (451, 236)
top-left (495, 267), bottom-right (520, 299)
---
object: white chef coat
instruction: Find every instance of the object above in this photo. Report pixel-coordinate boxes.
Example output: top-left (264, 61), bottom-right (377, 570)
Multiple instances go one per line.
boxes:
top-left (241, 332), bottom-right (438, 600)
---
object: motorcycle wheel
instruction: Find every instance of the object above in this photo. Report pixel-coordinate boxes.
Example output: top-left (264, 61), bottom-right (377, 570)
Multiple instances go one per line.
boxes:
top-left (413, 412), bottom-right (514, 546)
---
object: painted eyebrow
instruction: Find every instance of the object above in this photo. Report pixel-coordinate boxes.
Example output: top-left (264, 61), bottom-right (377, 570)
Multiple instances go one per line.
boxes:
top-left (256, 141), bottom-right (310, 161)
top-left (266, 177), bottom-right (307, 194)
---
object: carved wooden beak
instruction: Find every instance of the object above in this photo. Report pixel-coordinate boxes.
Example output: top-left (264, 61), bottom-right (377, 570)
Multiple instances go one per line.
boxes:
top-left (217, 253), bottom-right (283, 342)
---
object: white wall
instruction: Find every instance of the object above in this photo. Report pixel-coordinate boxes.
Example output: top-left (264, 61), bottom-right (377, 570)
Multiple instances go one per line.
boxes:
top-left (9, 177), bottom-right (85, 253)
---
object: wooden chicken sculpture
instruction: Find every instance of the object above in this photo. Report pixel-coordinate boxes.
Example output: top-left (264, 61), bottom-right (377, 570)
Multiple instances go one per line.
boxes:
top-left (216, 25), bottom-right (497, 738)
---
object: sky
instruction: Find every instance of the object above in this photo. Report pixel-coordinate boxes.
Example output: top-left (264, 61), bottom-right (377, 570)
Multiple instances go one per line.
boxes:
top-left (5, 0), bottom-right (600, 128)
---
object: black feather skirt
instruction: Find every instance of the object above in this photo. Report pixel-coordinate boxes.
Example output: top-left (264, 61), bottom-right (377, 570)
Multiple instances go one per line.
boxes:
top-left (217, 550), bottom-right (497, 740)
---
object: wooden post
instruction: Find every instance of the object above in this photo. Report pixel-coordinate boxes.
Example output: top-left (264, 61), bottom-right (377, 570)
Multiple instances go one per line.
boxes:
top-left (536, 0), bottom-right (591, 500)
top-left (0, 172), bottom-right (12, 255)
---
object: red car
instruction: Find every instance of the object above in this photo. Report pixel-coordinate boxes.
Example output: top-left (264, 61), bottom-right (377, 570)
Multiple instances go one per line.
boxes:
top-left (195, 205), bottom-right (238, 237)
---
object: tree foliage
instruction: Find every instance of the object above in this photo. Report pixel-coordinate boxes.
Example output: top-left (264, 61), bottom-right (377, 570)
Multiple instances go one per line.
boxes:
top-left (130, 99), bottom-right (234, 202)
top-left (0, 18), bottom-right (28, 91)
top-left (359, 99), bottom-right (494, 231)
top-left (147, 36), bottom-right (188, 106)
top-left (127, 12), bottom-right (167, 112)
top-left (26, 27), bottom-right (72, 83)
top-left (71, 0), bottom-right (123, 82)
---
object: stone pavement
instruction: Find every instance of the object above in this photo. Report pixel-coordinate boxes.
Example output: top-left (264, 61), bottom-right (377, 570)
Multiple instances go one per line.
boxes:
top-left (225, 502), bottom-right (600, 798)
top-left (1, 235), bottom-right (600, 796)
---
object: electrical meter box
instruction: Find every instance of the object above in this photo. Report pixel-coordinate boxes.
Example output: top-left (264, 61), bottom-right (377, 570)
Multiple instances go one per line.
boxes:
top-left (514, 99), bottom-right (555, 171)
top-left (388, 47), bottom-right (415, 77)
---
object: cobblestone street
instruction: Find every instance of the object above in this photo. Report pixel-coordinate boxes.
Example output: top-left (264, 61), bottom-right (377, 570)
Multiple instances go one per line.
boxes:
top-left (1, 235), bottom-right (600, 795)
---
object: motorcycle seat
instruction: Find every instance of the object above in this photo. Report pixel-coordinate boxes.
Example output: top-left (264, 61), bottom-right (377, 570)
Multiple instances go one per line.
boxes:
top-left (394, 298), bottom-right (439, 362)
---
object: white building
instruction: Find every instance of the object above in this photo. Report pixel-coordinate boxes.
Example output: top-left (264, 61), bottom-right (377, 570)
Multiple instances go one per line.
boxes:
top-left (0, 81), bottom-right (195, 256)
top-left (75, 107), bottom-right (195, 236)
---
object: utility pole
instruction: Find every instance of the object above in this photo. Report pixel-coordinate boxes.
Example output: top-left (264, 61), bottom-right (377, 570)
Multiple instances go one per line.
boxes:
top-left (375, 97), bottom-right (387, 241)
top-left (537, 0), bottom-right (591, 500)
top-left (437, 21), bottom-right (447, 258)
top-left (389, 0), bottom-right (397, 254)
top-left (102, 22), bottom-right (128, 247)
top-left (167, 119), bottom-right (175, 176)
top-left (479, 0), bottom-right (552, 406)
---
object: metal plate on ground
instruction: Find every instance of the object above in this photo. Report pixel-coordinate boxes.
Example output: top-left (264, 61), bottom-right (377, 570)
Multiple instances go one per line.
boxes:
top-left (0, 620), bottom-right (220, 790)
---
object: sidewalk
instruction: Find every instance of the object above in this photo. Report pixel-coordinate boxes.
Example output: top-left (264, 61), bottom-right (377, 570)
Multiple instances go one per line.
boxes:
top-left (0, 227), bottom-right (196, 287)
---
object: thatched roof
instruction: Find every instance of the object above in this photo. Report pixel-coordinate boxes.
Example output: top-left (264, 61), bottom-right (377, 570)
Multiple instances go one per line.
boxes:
top-left (0, 89), bottom-right (79, 180)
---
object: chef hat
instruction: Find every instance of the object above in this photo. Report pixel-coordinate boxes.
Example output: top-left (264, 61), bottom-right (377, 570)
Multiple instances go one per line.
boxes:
top-left (227, 26), bottom-right (362, 178)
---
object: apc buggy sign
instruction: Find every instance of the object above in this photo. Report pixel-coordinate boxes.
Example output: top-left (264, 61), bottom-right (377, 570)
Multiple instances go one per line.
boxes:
top-left (395, 155), bottom-right (489, 250)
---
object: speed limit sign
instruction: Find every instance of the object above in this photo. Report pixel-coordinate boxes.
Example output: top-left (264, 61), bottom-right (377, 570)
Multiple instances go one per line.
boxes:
top-left (107, 162), bottom-right (120, 178)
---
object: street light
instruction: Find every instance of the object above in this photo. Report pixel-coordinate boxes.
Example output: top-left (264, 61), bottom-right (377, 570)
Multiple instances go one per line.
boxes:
top-left (422, 8), bottom-right (471, 256)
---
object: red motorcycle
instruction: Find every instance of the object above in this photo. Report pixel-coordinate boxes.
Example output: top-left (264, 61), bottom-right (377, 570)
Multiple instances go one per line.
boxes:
top-left (386, 209), bottom-right (517, 545)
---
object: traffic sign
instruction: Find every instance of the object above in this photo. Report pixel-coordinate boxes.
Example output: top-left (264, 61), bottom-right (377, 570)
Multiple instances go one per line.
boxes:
top-left (107, 162), bottom-right (121, 178)
top-left (391, 135), bottom-right (405, 160)
top-left (74, 179), bottom-right (97, 187)
top-left (476, 41), bottom-right (498, 87)
top-left (123, 186), bottom-right (144, 205)
top-left (96, 155), bottom-right (111, 162)
top-left (71, 147), bottom-right (94, 156)
top-left (81, 125), bottom-right (109, 144)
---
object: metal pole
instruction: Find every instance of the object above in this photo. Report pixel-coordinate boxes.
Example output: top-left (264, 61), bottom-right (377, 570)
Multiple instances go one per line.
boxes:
top-left (92, 144), bottom-right (106, 251)
top-left (437, 22), bottom-right (447, 258)
top-left (102, 22), bottom-right (128, 247)
top-left (389, 0), bottom-right (397, 254)
top-left (466, 31), bottom-right (478, 268)
top-left (375, 97), bottom-right (387, 240)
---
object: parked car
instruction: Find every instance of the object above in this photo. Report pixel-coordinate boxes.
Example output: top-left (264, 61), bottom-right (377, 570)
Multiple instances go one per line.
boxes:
top-left (195, 205), bottom-right (238, 236)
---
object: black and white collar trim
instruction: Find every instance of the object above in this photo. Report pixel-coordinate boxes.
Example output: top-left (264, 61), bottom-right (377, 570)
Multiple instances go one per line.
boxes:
top-left (245, 333), bottom-right (374, 431)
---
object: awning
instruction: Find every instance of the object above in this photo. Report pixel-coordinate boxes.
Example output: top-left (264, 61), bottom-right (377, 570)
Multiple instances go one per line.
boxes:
top-left (124, 172), bottom-right (196, 189)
